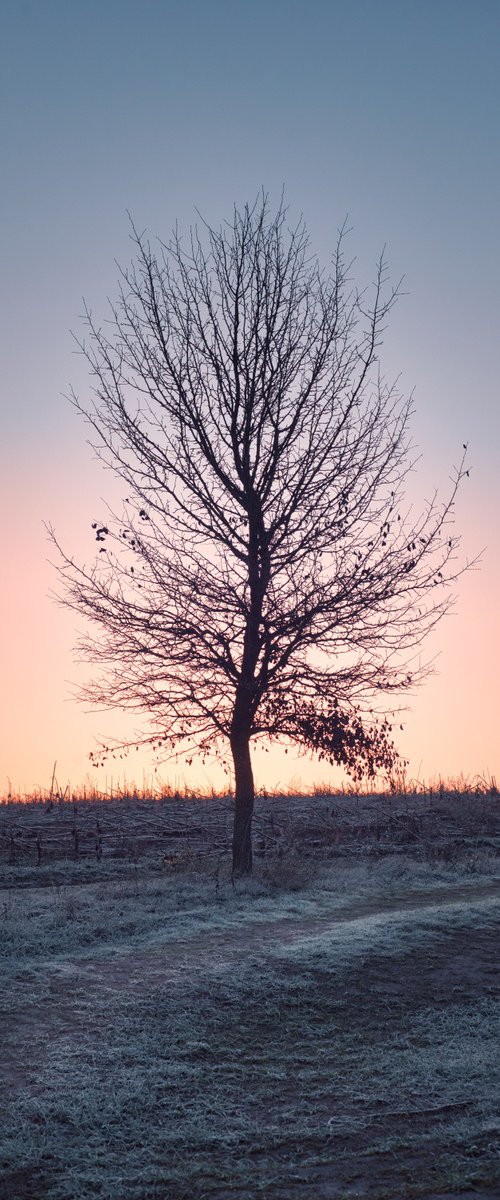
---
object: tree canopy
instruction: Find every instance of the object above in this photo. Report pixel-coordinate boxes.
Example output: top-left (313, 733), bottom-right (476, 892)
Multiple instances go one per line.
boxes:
top-left (51, 196), bottom-right (468, 871)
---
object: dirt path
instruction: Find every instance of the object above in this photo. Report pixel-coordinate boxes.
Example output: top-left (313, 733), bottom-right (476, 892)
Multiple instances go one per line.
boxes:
top-left (41, 876), bottom-right (500, 993)
top-left (2, 876), bottom-right (500, 1198)
top-left (4, 877), bottom-right (499, 1097)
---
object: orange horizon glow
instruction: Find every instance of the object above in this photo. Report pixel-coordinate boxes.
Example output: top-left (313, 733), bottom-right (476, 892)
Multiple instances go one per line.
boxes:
top-left (2, 442), bottom-right (498, 799)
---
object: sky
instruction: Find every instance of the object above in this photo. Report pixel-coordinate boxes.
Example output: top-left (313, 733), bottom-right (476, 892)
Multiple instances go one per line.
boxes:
top-left (1, 0), bottom-right (499, 796)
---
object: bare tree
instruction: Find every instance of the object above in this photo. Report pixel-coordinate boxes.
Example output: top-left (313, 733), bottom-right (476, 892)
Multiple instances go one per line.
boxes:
top-left (51, 196), bottom-right (469, 873)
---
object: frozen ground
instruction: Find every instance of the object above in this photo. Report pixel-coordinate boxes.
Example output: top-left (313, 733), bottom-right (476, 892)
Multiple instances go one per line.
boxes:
top-left (1, 792), bottom-right (499, 1198)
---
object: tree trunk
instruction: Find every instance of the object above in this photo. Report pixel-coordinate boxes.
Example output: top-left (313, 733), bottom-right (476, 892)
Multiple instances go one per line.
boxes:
top-left (231, 732), bottom-right (254, 875)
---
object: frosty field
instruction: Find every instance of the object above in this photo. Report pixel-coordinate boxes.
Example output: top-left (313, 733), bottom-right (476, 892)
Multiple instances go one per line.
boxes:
top-left (1, 790), bottom-right (499, 1199)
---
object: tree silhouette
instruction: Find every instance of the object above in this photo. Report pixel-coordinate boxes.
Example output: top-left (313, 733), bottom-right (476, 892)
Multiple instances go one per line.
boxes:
top-left (51, 196), bottom-right (469, 873)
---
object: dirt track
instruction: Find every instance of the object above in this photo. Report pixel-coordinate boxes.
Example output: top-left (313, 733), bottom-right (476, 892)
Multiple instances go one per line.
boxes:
top-left (2, 853), bottom-right (500, 1198)
top-left (34, 876), bottom-right (500, 994)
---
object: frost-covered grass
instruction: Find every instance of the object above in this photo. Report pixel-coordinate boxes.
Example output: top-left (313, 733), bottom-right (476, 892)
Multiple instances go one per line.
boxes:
top-left (1, 844), bottom-right (500, 1197)
top-left (1, 849), bottom-right (498, 963)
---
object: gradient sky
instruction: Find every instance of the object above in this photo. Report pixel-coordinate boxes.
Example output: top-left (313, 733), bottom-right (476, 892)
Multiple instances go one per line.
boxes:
top-left (1, 0), bottom-right (499, 795)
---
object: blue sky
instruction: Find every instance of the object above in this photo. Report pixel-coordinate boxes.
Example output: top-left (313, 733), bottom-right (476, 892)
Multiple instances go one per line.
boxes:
top-left (1, 0), bottom-right (499, 791)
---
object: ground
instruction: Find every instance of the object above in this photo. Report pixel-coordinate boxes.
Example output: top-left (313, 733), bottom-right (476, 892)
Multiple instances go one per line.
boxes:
top-left (1, 790), bottom-right (499, 1198)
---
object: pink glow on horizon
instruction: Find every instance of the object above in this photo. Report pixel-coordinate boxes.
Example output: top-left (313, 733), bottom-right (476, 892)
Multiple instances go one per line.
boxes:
top-left (2, 447), bottom-right (498, 798)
